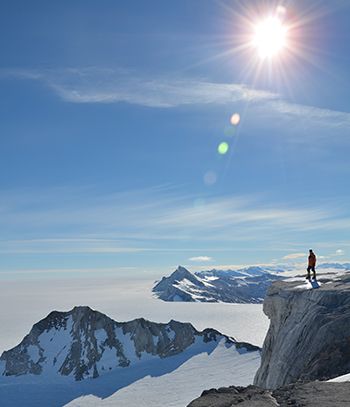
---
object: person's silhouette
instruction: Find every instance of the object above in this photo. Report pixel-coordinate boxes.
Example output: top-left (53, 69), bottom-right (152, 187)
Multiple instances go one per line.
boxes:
top-left (306, 249), bottom-right (317, 280)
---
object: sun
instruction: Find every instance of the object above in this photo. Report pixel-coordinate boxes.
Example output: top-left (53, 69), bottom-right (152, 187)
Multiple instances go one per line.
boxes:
top-left (252, 16), bottom-right (288, 59)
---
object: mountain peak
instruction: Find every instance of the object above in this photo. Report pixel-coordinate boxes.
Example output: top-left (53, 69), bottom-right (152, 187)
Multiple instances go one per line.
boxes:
top-left (71, 305), bottom-right (94, 313)
top-left (173, 265), bottom-right (194, 277)
top-left (176, 265), bottom-right (189, 271)
top-left (0, 307), bottom-right (241, 381)
top-left (153, 266), bottom-right (207, 301)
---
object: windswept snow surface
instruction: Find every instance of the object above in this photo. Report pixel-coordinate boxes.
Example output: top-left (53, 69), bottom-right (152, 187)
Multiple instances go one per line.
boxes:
top-left (0, 338), bottom-right (260, 407)
top-left (65, 339), bottom-right (260, 407)
top-left (328, 373), bottom-right (350, 382)
top-left (293, 280), bottom-right (323, 290)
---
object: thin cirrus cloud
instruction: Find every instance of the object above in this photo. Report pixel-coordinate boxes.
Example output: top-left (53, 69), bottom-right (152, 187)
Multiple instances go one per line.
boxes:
top-left (0, 67), bottom-right (275, 107)
top-left (2, 67), bottom-right (350, 133)
top-left (188, 256), bottom-right (213, 262)
top-left (0, 186), bottom-right (335, 232)
top-left (282, 252), bottom-right (306, 260)
top-left (0, 185), bottom-right (350, 255)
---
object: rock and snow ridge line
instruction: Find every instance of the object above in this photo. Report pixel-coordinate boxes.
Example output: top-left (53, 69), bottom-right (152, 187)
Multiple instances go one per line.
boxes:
top-left (153, 265), bottom-right (285, 303)
top-left (0, 305), bottom-right (259, 381)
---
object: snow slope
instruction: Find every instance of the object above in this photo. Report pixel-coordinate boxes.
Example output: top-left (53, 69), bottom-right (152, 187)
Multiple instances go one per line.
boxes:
top-left (0, 307), bottom-right (260, 407)
top-left (0, 338), bottom-right (260, 407)
top-left (65, 339), bottom-right (260, 407)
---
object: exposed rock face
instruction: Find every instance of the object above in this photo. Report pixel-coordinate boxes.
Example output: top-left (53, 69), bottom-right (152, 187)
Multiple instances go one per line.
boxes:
top-left (153, 266), bottom-right (206, 302)
top-left (0, 306), bottom-right (255, 381)
top-left (254, 273), bottom-right (350, 389)
top-left (187, 381), bottom-right (350, 407)
top-left (153, 265), bottom-right (283, 303)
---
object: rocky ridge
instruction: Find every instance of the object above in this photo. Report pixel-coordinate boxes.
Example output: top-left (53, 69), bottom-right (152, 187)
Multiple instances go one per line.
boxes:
top-left (0, 306), bottom-right (257, 381)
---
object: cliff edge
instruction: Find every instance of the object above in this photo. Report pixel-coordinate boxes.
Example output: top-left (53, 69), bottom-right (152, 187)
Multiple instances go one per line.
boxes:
top-left (188, 382), bottom-right (350, 407)
top-left (254, 272), bottom-right (350, 389)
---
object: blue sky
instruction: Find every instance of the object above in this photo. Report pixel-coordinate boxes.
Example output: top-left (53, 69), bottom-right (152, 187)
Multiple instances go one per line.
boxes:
top-left (1, 0), bottom-right (350, 279)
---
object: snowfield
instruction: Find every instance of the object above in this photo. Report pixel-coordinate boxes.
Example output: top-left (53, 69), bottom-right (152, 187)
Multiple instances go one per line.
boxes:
top-left (0, 338), bottom-right (261, 407)
top-left (0, 277), bottom-right (268, 351)
top-left (0, 276), bottom-right (267, 407)
top-left (65, 339), bottom-right (261, 407)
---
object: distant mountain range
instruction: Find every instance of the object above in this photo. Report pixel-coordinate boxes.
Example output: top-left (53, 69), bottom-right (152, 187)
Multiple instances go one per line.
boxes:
top-left (317, 262), bottom-right (350, 270)
top-left (153, 263), bottom-right (350, 304)
top-left (152, 265), bottom-right (285, 303)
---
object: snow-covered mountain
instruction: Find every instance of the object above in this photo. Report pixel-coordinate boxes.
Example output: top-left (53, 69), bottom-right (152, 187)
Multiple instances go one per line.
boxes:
top-left (0, 306), bottom-right (261, 407)
top-left (153, 266), bottom-right (284, 303)
top-left (317, 262), bottom-right (350, 270)
top-left (0, 305), bottom-right (256, 381)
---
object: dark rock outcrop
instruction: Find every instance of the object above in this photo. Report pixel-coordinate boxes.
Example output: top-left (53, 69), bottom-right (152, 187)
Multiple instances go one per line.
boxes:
top-left (187, 381), bottom-right (350, 407)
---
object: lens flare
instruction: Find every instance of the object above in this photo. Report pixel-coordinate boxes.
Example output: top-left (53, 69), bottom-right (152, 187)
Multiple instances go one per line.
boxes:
top-left (230, 113), bottom-right (240, 126)
top-left (218, 142), bottom-right (229, 155)
top-left (224, 125), bottom-right (236, 136)
top-left (204, 171), bottom-right (217, 185)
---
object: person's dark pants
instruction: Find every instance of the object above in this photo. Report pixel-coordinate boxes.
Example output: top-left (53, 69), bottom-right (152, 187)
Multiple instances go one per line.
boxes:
top-left (307, 266), bottom-right (316, 279)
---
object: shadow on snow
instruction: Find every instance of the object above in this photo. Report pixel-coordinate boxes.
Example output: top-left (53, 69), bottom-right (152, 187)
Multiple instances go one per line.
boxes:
top-left (0, 340), bottom-right (224, 407)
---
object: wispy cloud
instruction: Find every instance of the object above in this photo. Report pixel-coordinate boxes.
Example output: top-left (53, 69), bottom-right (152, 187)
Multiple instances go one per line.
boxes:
top-left (283, 252), bottom-right (306, 260)
top-left (188, 256), bottom-right (213, 262)
top-left (0, 67), bottom-right (275, 108)
top-left (0, 185), bottom-right (350, 255)
top-left (266, 100), bottom-right (350, 130)
top-left (0, 266), bottom-right (139, 276)
top-left (0, 243), bottom-right (149, 255)
top-left (2, 67), bottom-right (350, 133)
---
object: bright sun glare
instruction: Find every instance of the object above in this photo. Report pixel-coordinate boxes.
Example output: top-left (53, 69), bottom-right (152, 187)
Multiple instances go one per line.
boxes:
top-left (253, 16), bottom-right (287, 59)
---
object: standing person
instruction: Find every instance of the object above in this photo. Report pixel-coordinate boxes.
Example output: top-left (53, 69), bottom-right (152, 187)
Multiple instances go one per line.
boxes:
top-left (306, 249), bottom-right (317, 280)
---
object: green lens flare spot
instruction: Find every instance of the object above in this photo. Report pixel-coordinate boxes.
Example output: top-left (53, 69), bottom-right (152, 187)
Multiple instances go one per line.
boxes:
top-left (218, 142), bottom-right (229, 155)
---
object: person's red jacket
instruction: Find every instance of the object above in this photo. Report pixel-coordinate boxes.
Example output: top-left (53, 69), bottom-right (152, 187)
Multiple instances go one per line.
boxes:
top-left (308, 252), bottom-right (316, 267)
